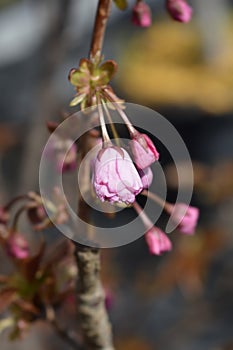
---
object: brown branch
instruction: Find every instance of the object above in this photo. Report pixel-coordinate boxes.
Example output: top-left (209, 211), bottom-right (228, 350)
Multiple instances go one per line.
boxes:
top-left (74, 120), bottom-right (115, 349)
top-left (73, 1), bottom-right (115, 347)
top-left (89, 0), bottom-right (112, 58)
top-left (74, 245), bottom-right (114, 350)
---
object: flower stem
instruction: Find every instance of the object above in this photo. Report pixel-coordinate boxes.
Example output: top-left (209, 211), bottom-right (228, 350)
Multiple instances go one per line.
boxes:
top-left (142, 190), bottom-right (171, 211)
top-left (101, 100), bottom-right (121, 146)
top-left (97, 95), bottom-right (111, 144)
top-left (103, 89), bottom-right (137, 137)
top-left (133, 201), bottom-right (154, 229)
top-left (89, 0), bottom-right (112, 59)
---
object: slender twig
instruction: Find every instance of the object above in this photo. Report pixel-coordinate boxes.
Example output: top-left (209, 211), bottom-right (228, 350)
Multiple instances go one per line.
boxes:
top-left (11, 205), bottom-right (27, 232)
top-left (4, 194), bottom-right (29, 211)
top-left (46, 305), bottom-right (83, 350)
top-left (51, 319), bottom-right (83, 350)
top-left (89, 0), bottom-right (112, 59)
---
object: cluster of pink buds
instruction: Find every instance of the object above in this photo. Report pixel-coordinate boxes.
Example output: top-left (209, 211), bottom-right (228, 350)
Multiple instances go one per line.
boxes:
top-left (67, 49), bottom-right (198, 256)
top-left (129, 0), bottom-right (192, 28)
top-left (0, 189), bottom-right (70, 260)
top-left (87, 88), bottom-right (199, 255)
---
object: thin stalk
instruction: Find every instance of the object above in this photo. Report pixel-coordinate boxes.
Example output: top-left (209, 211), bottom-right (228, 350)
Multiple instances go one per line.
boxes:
top-left (133, 201), bottom-right (154, 229)
top-left (11, 206), bottom-right (27, 232)
top-left (101, 100), bottom-right (121, 147)
top-left (4, 195), bottom-right (29, 211)
top-left (103, 89), bottom-right (137, 137)
top-left (97, 95), bottom-right (111, 144)
top-left (142, 190), bottom-right (171, 212)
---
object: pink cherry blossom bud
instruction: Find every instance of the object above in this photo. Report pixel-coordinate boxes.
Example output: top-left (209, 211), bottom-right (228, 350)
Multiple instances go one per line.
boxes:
top-left (6, 233), bottom-right (29, 260)
top-left (145, 227), bottom-right (172, 255)
top-left (132, 1), bottom-right (152, 28)
top-left (129, 133), bottom-right (159, 169)
top-left (93, 147), bottom-right (143, 204)
top-left (166, 0), bottom-right (192, 23)
top-left (138, 167), bottom-right (153, 188)
top-left (169, 203), bottom-right (199, 234)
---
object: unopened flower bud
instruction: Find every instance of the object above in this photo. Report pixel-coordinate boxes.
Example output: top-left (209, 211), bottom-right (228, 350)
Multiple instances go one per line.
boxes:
top-left (132, 1), bottom-right (152, 28)
top-left (166, 0), bottom-right (192, 23)
top-left (168, 203), bottom-right (199, 234)
top-left (145, 227), bottom-right (172, 255)
top-left (129, 133), bottom-right (159, 169)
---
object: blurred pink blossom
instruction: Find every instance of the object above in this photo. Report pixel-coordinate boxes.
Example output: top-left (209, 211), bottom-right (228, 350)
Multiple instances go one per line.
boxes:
top-left (45, 136), bottom-right (77, 173)
top-left (6, 234), bottom-right (29, 260)
top-left (132, 1), bottom-right (152, 27)
top-left (169, 203), bottom-right (199, 234)
top-left (166, 0), bottom-right (192, 23)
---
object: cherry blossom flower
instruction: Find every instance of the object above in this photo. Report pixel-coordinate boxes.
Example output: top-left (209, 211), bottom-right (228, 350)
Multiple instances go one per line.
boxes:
top-left (93, 146), bottom-right (143, 204)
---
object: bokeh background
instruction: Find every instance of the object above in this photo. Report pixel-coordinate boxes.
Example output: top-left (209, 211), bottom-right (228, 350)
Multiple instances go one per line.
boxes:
top-left (1, 0), bottom-right (233, 349)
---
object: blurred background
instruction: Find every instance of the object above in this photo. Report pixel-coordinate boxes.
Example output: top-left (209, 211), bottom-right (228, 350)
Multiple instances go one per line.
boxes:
top-left (0, 0), bottom-right (233, 349)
